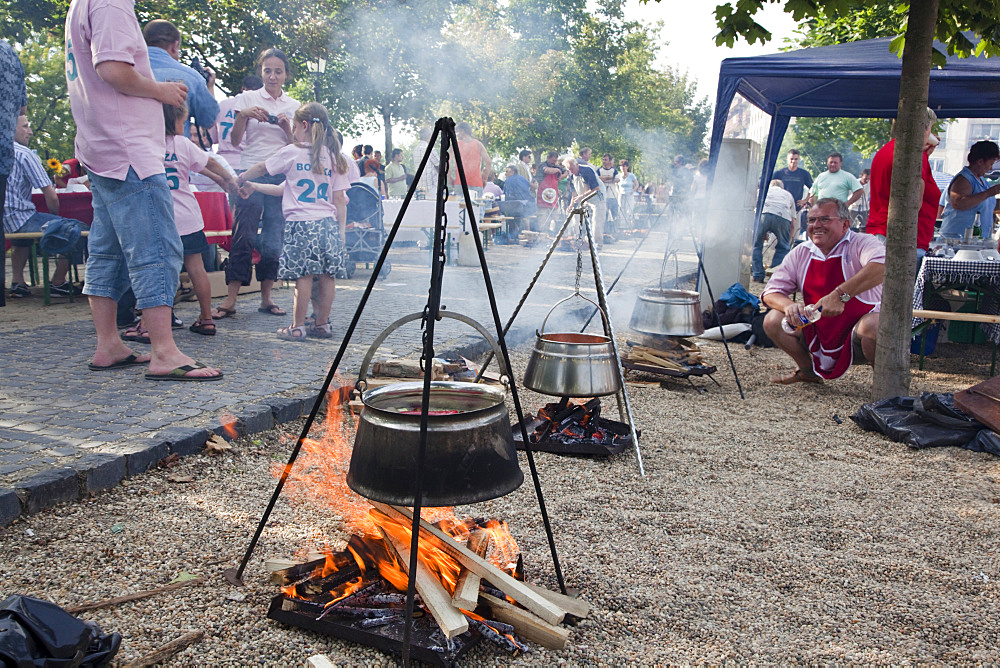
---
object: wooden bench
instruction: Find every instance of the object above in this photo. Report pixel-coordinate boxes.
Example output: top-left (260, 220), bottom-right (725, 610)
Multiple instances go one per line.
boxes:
top-left (6, 230), bottom-right (230, 305)
top-left (912, 308), bottom-right (1000, 375)
top-left (7, 231), bottom-right (90, 305)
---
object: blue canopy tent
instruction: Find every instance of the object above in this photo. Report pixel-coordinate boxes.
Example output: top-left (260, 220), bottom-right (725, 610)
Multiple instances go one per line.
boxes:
top-left (709, 36), bottom-right (1000, 219)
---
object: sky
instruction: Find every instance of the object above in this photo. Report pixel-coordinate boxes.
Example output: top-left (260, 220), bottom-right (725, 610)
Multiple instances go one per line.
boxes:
top-left (349, 2), bottom-right (803, 150)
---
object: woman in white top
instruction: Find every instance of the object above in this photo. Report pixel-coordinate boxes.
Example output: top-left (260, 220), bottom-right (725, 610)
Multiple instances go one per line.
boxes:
top-left (212, 48), bottom-right (300, 319)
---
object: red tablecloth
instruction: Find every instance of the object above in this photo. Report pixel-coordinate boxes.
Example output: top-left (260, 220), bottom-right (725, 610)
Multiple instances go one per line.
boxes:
top-left (31, 191), bottom-right (94, 224)
top-left (28, 190), bottom-right (233, 250)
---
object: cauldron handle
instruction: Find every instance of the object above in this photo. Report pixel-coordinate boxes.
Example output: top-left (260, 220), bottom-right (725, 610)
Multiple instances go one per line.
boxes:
top-left (355, 310), bottom-right (510, 391)
top-left (539, 292), bottom-right (610, 337)
top-left (658, 250), bottom-right (680, 290)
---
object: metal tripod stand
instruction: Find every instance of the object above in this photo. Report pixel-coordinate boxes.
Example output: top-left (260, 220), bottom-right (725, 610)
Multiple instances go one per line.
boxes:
top-left (476, 194), bottom-right (645, 476)
top-left (229, 118), bottom-right (567, 665)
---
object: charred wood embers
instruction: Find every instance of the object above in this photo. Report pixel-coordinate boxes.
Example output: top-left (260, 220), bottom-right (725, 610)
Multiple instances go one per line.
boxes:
top-left (514, 397), bottom-right (633, 455)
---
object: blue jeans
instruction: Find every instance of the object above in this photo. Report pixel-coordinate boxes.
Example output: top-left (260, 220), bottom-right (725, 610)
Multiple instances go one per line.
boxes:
top-left (11, 212), bottom-right (87, 263)
top-left (228, 172), bottom-right (285, 284)
top-left (752, 212), bottom-right (792, 280)
top-left (85, 168), bottom-right (182, 310)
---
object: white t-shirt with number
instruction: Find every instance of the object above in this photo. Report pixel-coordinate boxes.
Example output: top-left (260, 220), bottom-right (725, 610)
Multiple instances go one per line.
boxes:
top-left (265, 144), bottom-right (351, 221)
top-left (164, 135), bottom-right (209, 236)
top-left (214, 97), bottom-right (241, 167)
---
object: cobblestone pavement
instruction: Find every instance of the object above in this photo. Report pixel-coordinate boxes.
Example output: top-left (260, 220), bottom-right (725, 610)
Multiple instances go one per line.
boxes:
top-left (1, 214), bottom-right (694, 524)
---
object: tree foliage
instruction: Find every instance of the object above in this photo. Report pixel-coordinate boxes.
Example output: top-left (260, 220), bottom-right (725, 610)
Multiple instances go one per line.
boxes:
top-left (20, 32), bottom-right (76, 161)
top-left (440, 0), bottom-right (709, 178)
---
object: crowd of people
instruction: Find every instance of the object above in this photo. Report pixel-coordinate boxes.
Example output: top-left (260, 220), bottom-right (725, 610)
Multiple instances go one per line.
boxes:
top-left (758, 109), bottom-right (1000, 386)
top-left (1, 3), bottom-right (688, 380)
top-left (19, 1), bottom-right (994, 389)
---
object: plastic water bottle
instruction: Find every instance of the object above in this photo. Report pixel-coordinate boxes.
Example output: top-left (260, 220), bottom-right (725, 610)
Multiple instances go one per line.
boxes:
top-left (781, 304), bottom-right (822, 334)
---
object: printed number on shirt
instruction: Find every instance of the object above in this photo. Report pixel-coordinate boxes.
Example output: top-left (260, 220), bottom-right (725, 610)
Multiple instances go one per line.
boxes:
top-left (220, 122), bottom-right (233, 140)
top-left (66, 40), bottom-right (78, 82)
top-left (166, 167), bottom-right (180, 190)
top-left (297, 179), bottom-right (329, 203)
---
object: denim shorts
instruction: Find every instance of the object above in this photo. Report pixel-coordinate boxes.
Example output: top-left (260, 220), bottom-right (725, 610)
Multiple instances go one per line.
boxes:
top-left (84, 168), bottom-right (183, 310)
top-left (11, 212), bottom-right (87, 263)
top-left (181, 230), bottom-right (209, 256)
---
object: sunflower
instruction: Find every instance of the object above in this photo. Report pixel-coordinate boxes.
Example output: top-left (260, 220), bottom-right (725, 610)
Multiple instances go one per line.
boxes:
top-left (47, 158), bottom-right (62, 171)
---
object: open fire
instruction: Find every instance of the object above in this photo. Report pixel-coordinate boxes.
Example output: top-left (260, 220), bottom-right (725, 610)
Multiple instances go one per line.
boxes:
top-left (266, 384), bottom-right (587, 663)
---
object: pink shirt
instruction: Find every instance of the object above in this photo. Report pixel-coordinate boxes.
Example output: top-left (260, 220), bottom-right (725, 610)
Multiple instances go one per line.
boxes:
top-left (763, 230), bottom-right (886, 309)
top-left (265, 144), bottom-right (351, 221)
top-left (233, 87), bottom-right (300, 169)
top-left (65, 0), bottom-right (165, 180)
top-left (164, 135), bottom-right (209, 236)
top-left (214, 96), bottom-right (242, 166)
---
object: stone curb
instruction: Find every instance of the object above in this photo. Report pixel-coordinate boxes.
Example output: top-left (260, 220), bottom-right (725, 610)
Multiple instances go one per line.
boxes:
top-left (0, 332), bottom-right (516, 528)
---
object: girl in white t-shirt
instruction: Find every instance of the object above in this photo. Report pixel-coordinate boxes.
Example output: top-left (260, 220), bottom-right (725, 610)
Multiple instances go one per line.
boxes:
top-left (162, 103), bottom-right (237, 336)
top-left (238, 102), bottom-right (350, 341)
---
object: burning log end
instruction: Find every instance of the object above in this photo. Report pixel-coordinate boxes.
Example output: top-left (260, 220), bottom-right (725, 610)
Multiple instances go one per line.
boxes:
top-left (468, 618), bottom-right (527, 655)
top-left (375, 523), bottom-right (470, 638)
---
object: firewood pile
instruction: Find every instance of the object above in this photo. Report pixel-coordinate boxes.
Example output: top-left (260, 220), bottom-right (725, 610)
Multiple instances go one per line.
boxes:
top-left (345, 357), bottom-right (504, 411)
top-left (267, 504), bottom-right (589, 663)
top-left (621, 333), bottom-right (716, 379)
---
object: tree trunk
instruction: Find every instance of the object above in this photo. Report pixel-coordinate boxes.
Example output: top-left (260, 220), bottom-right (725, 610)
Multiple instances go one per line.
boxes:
top-left (381, 104), bottom-right (393, 159)
top-left (872, 0), bottom-right (939, 400)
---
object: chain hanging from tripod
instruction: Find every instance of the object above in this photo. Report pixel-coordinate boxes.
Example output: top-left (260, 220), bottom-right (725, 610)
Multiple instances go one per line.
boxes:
top-left (420, 129), bottom-right (453, 373)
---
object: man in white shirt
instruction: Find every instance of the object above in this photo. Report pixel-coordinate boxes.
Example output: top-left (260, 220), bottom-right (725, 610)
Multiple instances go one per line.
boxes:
top-left (752, 179), bottom-right (797, 282)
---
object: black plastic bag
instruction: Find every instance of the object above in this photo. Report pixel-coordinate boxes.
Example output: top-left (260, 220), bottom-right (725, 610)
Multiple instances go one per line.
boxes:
top-left (968, 430), bottom-right (1000, 457)
top-left (851, 392), bottom-right (986, 450)
top-left (0, 595), bottom-right (121, 667)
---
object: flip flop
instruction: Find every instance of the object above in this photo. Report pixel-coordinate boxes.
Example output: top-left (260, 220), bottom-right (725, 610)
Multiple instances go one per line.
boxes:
top-left (770, 369), bottom-right (823, 385)
top-left (211, 306), bottom-right (237, 319)
top-left (145, 363), bottom-right (224, 382)
top-left (88, 353), bottom-right (147, 371)
top-left (121, 325), bottom-right (151, 344)
top-left (258, 304), bottom-right (286, 316)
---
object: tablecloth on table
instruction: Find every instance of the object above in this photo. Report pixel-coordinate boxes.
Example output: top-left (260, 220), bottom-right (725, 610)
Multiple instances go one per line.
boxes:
top-left (912, 256), bottom-right (1000, 344)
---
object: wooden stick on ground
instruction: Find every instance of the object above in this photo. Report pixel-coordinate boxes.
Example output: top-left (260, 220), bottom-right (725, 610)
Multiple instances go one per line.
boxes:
top-left (373, 503), bottom-right (565, 625)
top-left (376, 523), bottom-right (470, 638)
top-left (66, 577), bottom-right (205, 614)
top-left (124, 630), bottom-right (205, 667)
top-left (522, 581), bottom-right (591, 619)
top-left (480, 593), bottom-right (570, 650)
top-left (452, 529), bottom-right (490, 610)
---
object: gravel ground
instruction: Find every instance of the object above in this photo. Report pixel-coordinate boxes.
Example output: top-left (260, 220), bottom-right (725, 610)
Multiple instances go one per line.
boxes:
top-left (3, 337), bottom-right (1000, 665)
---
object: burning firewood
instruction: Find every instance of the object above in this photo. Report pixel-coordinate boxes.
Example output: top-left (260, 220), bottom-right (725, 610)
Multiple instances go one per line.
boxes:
top-left (480, 593), bottom-right (570, 650)
top-left (452, 529), bottom-right (490, 610)
top-left (375, 521), bottom-right (470, 638)
top-left (372, 503), bottom-right (567, 625)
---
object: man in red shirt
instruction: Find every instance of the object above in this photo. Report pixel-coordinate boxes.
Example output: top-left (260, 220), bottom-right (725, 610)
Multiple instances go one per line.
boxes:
top-left (866, 108), bottom-right (940, 261)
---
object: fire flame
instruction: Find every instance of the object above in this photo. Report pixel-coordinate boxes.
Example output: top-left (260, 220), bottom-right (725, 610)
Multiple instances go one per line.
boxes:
top-left (219, 413), bottom-right (238, 439)
top-left (272, 378), bottom-right (522, 596)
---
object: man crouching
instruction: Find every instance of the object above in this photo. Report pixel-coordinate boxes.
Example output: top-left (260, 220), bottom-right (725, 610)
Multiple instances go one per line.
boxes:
top-left (762, 198), bottom-right (885, 384)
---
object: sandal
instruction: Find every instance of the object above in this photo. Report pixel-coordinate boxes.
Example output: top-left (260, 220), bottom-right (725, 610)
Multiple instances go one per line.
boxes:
top-left (190, 319), bottom-right (217, 336)
top-left (258, 304), bottom-right (286, 316)
top-left (121, 325), bottom-right (151, 344)
top-left (211, 305), bottom-right (237, 319)
top-left (277, 325), bottom-right (308, 341)
top-left (308, 322), bottom-right (333, 339)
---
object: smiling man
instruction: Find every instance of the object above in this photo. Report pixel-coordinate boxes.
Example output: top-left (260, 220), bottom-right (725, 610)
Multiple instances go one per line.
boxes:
top-left (761, 198), bottom-right (885, 385)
